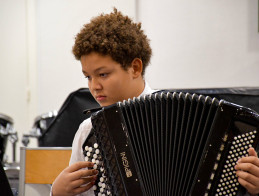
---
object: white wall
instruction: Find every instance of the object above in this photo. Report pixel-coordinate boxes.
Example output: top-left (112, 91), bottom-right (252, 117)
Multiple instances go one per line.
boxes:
top-left (0, 0), bottom-right (136, 163)
top-left (0, 0), bottom-right (28, 163)
top-left (0, 0), bottom-right (259, 169)
top-left (139, 0), bottom-right (259, 89)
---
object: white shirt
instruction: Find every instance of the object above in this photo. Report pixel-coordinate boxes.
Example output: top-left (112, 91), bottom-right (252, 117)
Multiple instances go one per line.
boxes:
top-left (69, 81), bottom-right (155, 196)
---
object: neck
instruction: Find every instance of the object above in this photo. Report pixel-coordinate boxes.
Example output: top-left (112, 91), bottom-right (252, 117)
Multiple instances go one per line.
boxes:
top-left (132, 78), bottom-right (145, 98)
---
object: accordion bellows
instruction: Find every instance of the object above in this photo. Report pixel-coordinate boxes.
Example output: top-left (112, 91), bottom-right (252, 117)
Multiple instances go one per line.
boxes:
top-left (86, 92), bottom-right (259, 196)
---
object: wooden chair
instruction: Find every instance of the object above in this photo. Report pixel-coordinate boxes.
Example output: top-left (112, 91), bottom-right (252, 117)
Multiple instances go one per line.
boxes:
top-left (19, 147), bottom-right (71, 196)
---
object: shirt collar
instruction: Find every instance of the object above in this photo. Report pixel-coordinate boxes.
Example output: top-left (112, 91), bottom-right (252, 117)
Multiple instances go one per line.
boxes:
top-left (138, 81), bottom-right (156, 98)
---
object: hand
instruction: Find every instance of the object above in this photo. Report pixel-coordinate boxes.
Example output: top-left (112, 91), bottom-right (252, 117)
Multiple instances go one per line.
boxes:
top-left (235, 147), bottom-right (259, 195)
top-left (52, 161), bottom-right (98, 196)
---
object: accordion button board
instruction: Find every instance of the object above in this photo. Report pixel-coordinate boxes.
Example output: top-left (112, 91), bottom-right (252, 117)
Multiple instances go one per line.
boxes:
top-left (83, 92), bottom-right (259, 196)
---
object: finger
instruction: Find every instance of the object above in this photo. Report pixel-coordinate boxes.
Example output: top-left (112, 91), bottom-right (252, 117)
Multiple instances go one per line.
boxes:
top-left (237, 176), bottom-right (259, 195)
top-left (248, 147), bottom-right (258, 158)
top-left (65, 161), bottom-right (94, 172)
top-left (70, 168), bottom-right (99, 181)
top-left (236, 170), bottom-right (259, 185)
top-left (237, 156), bottom-right (259, 167)
top-left (70, 175), bottom-right (97, 189)
top-left (235, 162), bottom-right (259, 178)
top-left (71, 181), bottom-right (96, 195)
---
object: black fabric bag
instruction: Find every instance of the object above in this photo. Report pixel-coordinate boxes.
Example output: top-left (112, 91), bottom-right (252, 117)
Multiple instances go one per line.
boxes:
top-left (39, 87), bottom-right (259, 147)
top-left (0, 161), bottom-right (13, 196)
top-left (38, 88), bottom-right (99, 147)
top-left (168, 87), bottom-right (259, 113)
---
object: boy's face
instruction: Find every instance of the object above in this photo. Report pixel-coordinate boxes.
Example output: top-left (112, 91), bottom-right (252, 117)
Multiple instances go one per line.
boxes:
top-left (81, 52), bottom-right (143, 107)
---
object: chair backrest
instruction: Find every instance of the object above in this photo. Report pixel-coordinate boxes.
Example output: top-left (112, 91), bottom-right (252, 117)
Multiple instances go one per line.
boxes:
top-left (19, 147), bottom-right (71, 196)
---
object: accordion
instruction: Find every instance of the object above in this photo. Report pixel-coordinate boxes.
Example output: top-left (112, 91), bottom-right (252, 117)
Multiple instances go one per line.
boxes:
top-left (82, 92), bottom-right (259, 196)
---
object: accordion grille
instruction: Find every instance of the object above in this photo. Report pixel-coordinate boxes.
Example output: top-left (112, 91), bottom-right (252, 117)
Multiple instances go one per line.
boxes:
top-left (120, 93), bottom-right (219, 195)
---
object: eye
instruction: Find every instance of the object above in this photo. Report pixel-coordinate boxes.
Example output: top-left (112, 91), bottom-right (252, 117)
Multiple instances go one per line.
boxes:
top-left (99, 73), bottom-right (108, 78)
top-left (85, 75), bottom-right (92, 80)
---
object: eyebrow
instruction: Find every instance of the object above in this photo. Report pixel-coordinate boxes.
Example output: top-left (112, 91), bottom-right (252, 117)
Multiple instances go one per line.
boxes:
top-left (82, 66), bottom-right (107, 75)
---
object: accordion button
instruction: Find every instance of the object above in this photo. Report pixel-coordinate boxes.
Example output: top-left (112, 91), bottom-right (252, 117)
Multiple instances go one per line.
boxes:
top-left (89, 147), bottom-right (93, 152)
top-left (94, 143), bottom-right (99, 148)
top-left (95, 149), bottom-right (100, 154)
top-left (85, 146), bottom-right (89, 151)
top-left (85, 157), bottom-right (89, 161)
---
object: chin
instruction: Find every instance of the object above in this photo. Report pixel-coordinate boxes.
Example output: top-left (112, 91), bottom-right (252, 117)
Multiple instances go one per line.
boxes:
top-left (99, 102), bottom-right (109, 107)
top-left (99, 102), bottom-right (117, 107)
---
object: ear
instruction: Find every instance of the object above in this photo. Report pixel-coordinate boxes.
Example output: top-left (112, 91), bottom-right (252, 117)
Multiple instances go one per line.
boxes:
top-left (130, 58), bottom-right (143, 78)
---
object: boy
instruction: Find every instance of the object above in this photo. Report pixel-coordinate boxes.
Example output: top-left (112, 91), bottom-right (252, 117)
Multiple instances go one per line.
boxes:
top-left (52, 8), bottom-right (154, 196)
top-left (52, 9), bottom-right (259, 196)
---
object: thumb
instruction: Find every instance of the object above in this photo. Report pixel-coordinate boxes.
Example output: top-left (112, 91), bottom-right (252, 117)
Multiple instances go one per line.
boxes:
top-left (248, 147), bottom-right (258, 157)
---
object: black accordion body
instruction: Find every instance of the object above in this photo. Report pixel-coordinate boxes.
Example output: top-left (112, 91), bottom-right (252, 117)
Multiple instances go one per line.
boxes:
top-left (82, 92), bottom-right (259, 196)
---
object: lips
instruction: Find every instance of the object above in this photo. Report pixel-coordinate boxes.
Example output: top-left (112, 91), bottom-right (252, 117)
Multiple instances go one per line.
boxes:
top-left (96, 95), bottom-right (106, 102)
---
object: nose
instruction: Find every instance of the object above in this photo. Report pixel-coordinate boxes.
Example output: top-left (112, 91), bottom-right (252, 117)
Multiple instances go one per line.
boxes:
top-left (89, 77), bottom-right (102, 91)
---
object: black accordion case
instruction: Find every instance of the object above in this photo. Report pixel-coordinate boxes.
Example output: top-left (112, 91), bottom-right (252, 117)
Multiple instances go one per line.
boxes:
top-left (83, 91), bottom-right (259, 196)
top-left (39, 88), bottom-right (99, 147)
top-left (38, 87), bottom-right (259, 148)
top-left (169, 87), bottom-right (259, 113)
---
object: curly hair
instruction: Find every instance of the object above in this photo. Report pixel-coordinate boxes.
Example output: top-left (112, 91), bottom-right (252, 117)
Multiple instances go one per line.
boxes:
top-left (72, 8), bottom-right (152, 75)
